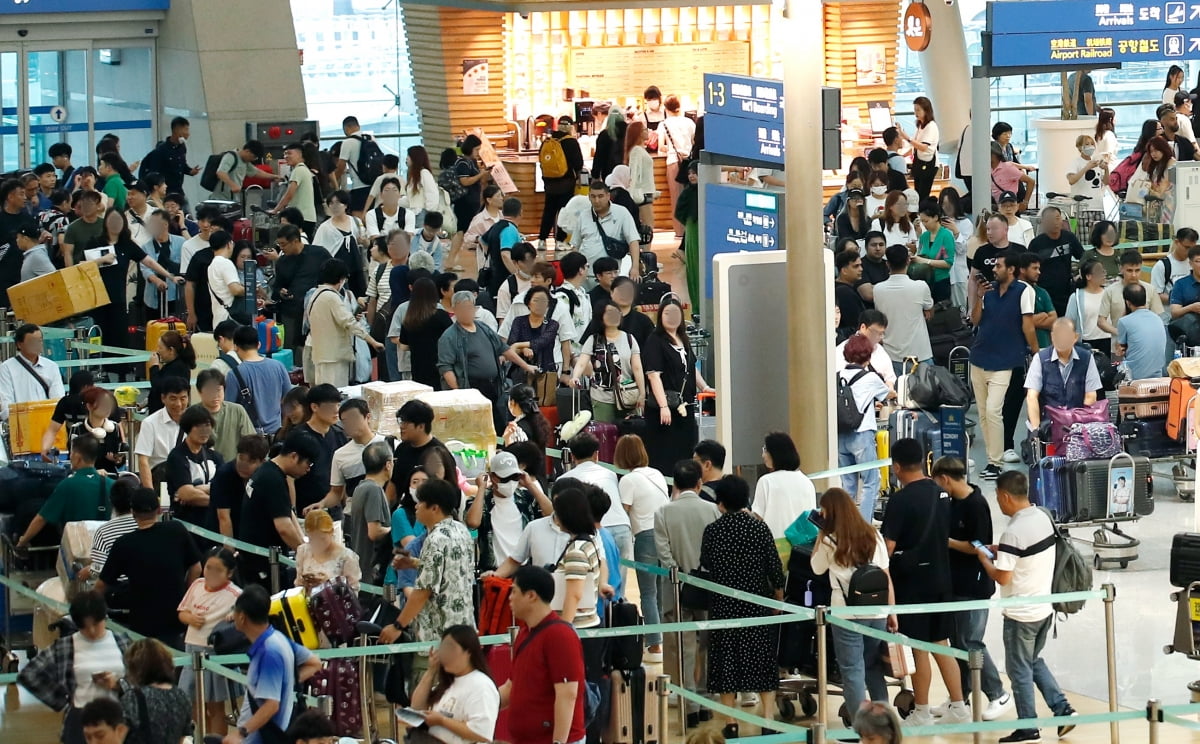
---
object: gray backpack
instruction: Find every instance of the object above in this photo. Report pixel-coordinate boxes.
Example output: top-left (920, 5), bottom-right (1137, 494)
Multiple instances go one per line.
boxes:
top-left (1036, 508), bottom-right (1092, 615)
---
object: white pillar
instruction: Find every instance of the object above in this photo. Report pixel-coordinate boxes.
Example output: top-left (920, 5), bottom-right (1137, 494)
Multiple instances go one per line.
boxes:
top-left (915, 0), bottom-right (971, 154)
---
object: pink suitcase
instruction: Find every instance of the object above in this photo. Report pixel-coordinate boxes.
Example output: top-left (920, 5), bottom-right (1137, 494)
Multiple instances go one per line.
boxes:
top-left (587, 421), bottom-right (619, 463)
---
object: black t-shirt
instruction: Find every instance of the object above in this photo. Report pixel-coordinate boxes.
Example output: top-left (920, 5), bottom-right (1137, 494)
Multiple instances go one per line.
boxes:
top-left (100, 521), bottom-right (201, 640)
top-left (240, 460), bottom-right (293, 549)
top-left (1029, 230), bottom-right (1083, 315)
top-left (835, 280), bottom-right (865, 333)
top-left (835, 212), bottom-right (868, 243)
top-left (859, 257), bottom-right (890, 289)
top-left (0, 209), bottom-right (33, 305)
top-left (620, 310), bottom-right (656, 348)
top-left (166, 442), bottom-right (224, 529)
top-left (185, 247), bottom-right (216, 331)
top-left (589, 286), bottom-right (611, 310)
top-left (880, 477), bottom-right (952, 601)
top-left (292, 422), bottom-right (348, 517)
top-left (87, 235), bottom-right (148, 313)
top-left (641, 333), bottom-right (697, 412)
top-left (398, 311), bottom-right (454, 388)
top-left (947, 485), bottom-right (996, 599)
top-left (274, 244), bottom-right (332, 317)
top-left (68, 420), bottom-right (125, 473)
top-left (389, 435), bottom-right (444, 507)
top-left (970, 243), bottom-right (1002, 285)
top-left (52, 394), bottom-right (88, 427)
top-left (209, 461), bottom-right (249, 538)
top-left (148, 359), bottom-right (194, 414)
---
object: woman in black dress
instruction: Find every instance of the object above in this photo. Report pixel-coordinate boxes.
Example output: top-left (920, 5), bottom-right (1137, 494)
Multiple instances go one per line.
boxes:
top-left (700, 475), bottom-right (786, 740)
top-left (641, 296), bottom-right (713, 473)
top-left (68, 386), bottom-right (127, 474)
top-left (397, 276), bottom-right (453, 388)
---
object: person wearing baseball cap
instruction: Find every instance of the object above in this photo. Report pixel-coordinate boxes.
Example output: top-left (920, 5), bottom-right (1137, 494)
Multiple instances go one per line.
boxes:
top-left (996, 189), bottom-right (1035, 246)
top-left (467, 449), bottom-right (551, 570)
top-left (17, 221), bottom-right (54, 281)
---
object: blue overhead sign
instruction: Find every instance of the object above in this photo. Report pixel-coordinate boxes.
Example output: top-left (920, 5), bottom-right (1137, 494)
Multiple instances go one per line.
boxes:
top-left (702, 184), bottom-right (781, 298)
top-left (702, 72), bottom-right (785, 166)
top-left (987, 0), bottom-right (1200, 66)
top-left (0, 0), bottom-right (168, 13)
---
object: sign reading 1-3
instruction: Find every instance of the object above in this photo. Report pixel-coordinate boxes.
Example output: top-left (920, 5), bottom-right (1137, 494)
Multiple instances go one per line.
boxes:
top-left (702, 73), bottom-right (784, 167)
top-left (0, 0), bottom-right (169, 13)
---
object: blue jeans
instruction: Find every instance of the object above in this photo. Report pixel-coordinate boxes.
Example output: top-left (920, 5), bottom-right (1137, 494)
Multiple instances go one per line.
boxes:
top-left (385, 341), bottom-right (400, 382)
top-left (952, 606), bottom-right (1005, 701)
top-left (838, 429), bottom-right (880, 523)
top-left (1003, 616), bottom-right (1069, 729)
top-left (607, 524), bottom-right (634, 588)
top-left (831, 617), bottom-right (889, 715)
top-left (633, 529), bottom-right (663, 646)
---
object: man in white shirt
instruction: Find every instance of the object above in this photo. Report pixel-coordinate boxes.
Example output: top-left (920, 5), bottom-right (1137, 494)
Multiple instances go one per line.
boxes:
top-left (976, 471), bottom-right (1077, 744)
top-left (207, 230), bottom-right (245, 324)
top-left (125, 182), bottom-right (155, 246)
top-left (134, 376), bottom-right (190, 488)
top-left (363, 154), bottom-right (401, 213)
top-left (0, 324), bottom-right (64, 419)
top-left (334, 116), bottom-right (373, 213)
top-left (17, 224), bottom-right (55, 282)
top-left (566, 432), bottom-right (631, 581)
top-left (1151, 227), bottom-right (1198, 305)
top-left (210, 320), bottom-right (241, 378)
top-left (834, 308), bottom-right (897, 388)
top-left (575, 181), bottom-right (640, 282)
top-left (872, 245), bottom-right (935, 374)
top-left (321, 399), bottom-right (385, 513)
top-left (179, 204), bottom-right (218, 274)
top-left (554, 252), bottom-right (592, 357)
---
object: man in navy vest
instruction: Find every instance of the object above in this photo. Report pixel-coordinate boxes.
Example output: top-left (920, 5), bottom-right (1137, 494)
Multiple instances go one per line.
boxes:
top-left (970, 250), bottom-right (1040, 480)
top-left (1023, 317), bottom-right (1101, 436)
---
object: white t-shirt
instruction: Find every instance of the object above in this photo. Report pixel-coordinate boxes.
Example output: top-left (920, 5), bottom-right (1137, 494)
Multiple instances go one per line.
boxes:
top-left (366, 205), bottom-right (403, 238)
top-left (134, 407), bottom-right (182, 469)
top-left (177, 578), bottom-right (243, 647)
top-left (1068, 156), bottom-right (1105, 202)
top-left (810, 530), bottom-right (890, 614)
top-left (914, 121), bottom-right (940, 162)
top-left (428, 669), bottom-right (500, 744)
top-left (490, 494), bottom-right (525, 566)
top-left (865, 194), bottom-right (888, 220)
top-left (835, 336), bottom-right (896, 387)
top-left (1007, 217), bottom-right (1034, 247)
top-left (870, 219), bottom-right (919, 249)
top-left (569, 461), bottom-right (628, 528)
top-left (331, 434), bottom-right (386, 490)
top-left (180, 235), bottom-right (208, 274)
top-left (619, 466), bottom-right (670, 534)
top-left (512, 516), bottom-right (569, 567)
top-left (338, 134), bottom-right (364, 189)
top-left (995, 506), bottom-right (1056, 622)
top-left (1151, 253), bottom-right (1191, 299)
top-left (288, 163), bottom-right (317, 223)
top-left (837, 366), bottom-right (890, 433)
top-left (752, 469), bottom-right (817, 539)
top-left (72, 630), bottom-right (125, 707)
top-left (207, 254), bottom-right (241, 323)
top-left (659, 115), bottom-right (696, 166)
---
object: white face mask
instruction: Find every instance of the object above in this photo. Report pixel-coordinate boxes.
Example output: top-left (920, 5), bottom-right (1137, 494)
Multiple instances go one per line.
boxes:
top-left (1081, 146), bottom-right (1095, 156)
top-left (495, 480), bottom-right (520, 498)
top-left (177, 137), bottom-right (187, 145)
top-left (870, 185), bottom-right (887, 196)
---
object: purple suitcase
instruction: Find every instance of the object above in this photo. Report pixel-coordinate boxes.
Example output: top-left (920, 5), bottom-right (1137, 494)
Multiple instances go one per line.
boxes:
top-left (306, 658), bottom-right (363, 736)
top-left (308, 578), bottom-right (362, 645)
top-left (586, 421), bottom-right (619, 463)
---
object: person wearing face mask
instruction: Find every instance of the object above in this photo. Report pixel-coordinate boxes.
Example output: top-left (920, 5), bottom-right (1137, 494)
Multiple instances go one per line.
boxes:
top-left (1067, 135), bottom-right (1107, 206)
top-left (467, 451), bottom-right (552, 572)
top-left (825, 171), bottom-right (865, 229)
top-left (864, 172), bottom-right (890, 218)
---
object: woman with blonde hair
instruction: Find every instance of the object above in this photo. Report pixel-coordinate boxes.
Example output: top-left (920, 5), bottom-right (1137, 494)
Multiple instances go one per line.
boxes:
top-left (295, 509), bottom-right (362, 592)
top-left (614, 434), bottom-right (669, 660)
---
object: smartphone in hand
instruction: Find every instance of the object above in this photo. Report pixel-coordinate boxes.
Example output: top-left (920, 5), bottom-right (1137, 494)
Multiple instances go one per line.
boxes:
top-left (972, 540), bottom-right (995, 560)
top-left (806, 510), bottom-right (826, 531)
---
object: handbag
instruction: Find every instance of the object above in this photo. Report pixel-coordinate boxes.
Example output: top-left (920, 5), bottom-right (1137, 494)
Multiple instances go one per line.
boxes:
top-left (661, 122), bottom-right (693, 185)
top-left (616, 377), bottom-right (640, 409)
top-left (680, 567), bottom-right (713, 610)
top-left (1044, 399), bottom-right (1110, 444)
top-left (1064, 422), bottom-right (1123, 461)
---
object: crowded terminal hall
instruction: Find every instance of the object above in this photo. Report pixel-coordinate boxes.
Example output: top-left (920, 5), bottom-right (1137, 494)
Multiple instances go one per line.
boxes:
top-left (2, 2), bottom-right (1200, 744)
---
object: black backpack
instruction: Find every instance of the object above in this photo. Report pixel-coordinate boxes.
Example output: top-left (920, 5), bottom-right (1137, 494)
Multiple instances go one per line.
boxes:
top-left (841, 563), bottom-right (890, 606)
top-left (836, 368), bottom-right (870, 433)
top-left (200, 150), bottom-right (235, 192)
top-left (350, 134), bottom-right (386, 185)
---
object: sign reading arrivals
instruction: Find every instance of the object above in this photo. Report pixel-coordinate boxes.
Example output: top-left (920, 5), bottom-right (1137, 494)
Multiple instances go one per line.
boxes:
top-left (987, 0), bottom-right (1200, 66)
top-left (0, 0), bottom-right (169, 13)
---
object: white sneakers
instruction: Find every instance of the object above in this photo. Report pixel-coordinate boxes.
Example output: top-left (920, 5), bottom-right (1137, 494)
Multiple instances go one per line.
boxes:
top-left (1002, 449), bottom-right (1022, 463)
top-left (984, 693), bottom-right (1015, 721)
top-left (905, 708), bottom-right (937, 727)
top-left (929, 692), bottom-right (1013, 722)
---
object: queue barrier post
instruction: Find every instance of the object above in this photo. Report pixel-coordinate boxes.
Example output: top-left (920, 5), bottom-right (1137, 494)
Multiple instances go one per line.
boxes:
top-left (318, 693), bottom-right (334, 718)
top-left (657, 674), bottom-right (670, 744)
top-left (384, 582), bottom-right (400, 742)
top-left (670, 566), bottom-right (687, 736)
top-left (1148, 698), bottom-right (1161, 744)
top-left (358, 627), bottom-right (375, 744)
top-left (815, 606), bottom-right (828, 744)
top-left (969, 649), bottom-right (983, 744)
top-left (269, 547), bottom-right (281, 595)
top-left (192, 649), bottom-right (207, 741)
top-left (1104, 583), bottom-right (1119, 744)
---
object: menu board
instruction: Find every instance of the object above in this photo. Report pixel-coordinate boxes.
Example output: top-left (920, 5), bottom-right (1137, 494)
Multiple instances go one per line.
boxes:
top-left (570, 42), bottom-right (749, 102)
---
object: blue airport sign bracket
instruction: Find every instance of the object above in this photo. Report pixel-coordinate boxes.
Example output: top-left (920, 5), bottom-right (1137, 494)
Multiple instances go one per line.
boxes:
top-left (703, 73), bottom-right (783, 122)
top-left (989, 0), bottom-right (1196, 34)
top-left (0, 0), bottom-right (168, 13)
top-left (703, 114), bottom-right (785, 167)
top-left (702, 184), bottom-right (782, 299)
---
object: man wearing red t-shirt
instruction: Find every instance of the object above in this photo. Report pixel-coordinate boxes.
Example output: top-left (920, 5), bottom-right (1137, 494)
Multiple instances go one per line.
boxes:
top-left (500, 566), bottom-right (587, 744)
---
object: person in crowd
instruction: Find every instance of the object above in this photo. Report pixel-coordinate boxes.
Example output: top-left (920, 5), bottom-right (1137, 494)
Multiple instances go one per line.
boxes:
top-left (881, 128), bottom-right (910, 186)
top-left (870, 191), bottom-right (919, 253)
top-left (1024, 317), bottom-right (1101, 432)
top-left (82, 477), bottom-right (139, 583)
top-left (659, 95), bottom-right (695, 236)
top-left (226, 585), bottom-right (322, 744)
top-left (192, 368), bottom-right (256, 464)
top-left (1151, 228), bottom-right (1199, 305)
top-left (834, 249), bottom-right (866, 341)
top-left (857, 231), bottom-right (891, 306)
top-left (212, 434), bottom-right (269, 541)
top-left (881, 438), bottom-right (969, 726)
top-left (394, 276), bottom-right (454, 388)
top-left (438, 290), bottom-right (535, 433)
top-left (367, 176), bottom-right (405, 240)
top-left (1028, 207), bottom-right (1084, 317)
top-left (610, 276), bottom-right (655, 345)
top-left (811, 486), bottom-right (896, 715)
top-left (182, 209), bottom-right (221, 333)
top-left (934, 189), bottom-right (971, 307)
top-left (1066, 135), bottom-right (1107, 207)
top-left (209, 139), bottom-right (269, 201)
top-left (322, 399), bottom-right (386, 515)
top-left (345, 440), bottom-right (394, 584)
top-left (0, 324), bottom-right (64, 420)
top-left (124, 181), bottom-right (153, 246)
top-left (224, 325), bottom-right (293, 436)
top-left (702, 475), bottom-right (785, 739)
top-left (1065, 259), bottom-right (1113, 355)
top-left (162, 191), bottom-right (198, 237)
top-left (452, 135), bottom-right (491, 242)
top-left (1170, 244), bottom-right (1200, 340)
top-left (990, 146), bottom-right (1035, 212)
top-left (17, 221), bottom-right (54, 280)
top-left (96, 154), bottom-right (129, 212)
top-left (274, 387), bottom-right (310, 445)
top-left (623, 120), bottom-right (656, 231)
top-left (66, 387), bottom-right (126, 475)
top-left (506, 285), bottom-right (568, 402)
top-left (406, 625), bottom-right (500, 744)
top-left (141, 209), bottom-right (185, 318)
top-left (294, 508), bottom-right (361, 592)
top-left (675, 160), bottom-right (702, 301)
top-left (692, 440), bottom-right (726, 502)
top-left (77, 698), bottom-right (130, 744)
top-left (825, 171), bottom-right (865, 229)
top-left (498, 565), bottom-right (586, 744)
top-left (1082, 220), bottom-right (1120, 280)
top-left (1165, 64), bottom-right (1187, 103)
top-left (144, 116), bottom-right (198, 196)
top-left (268, 224), bottom-right (332, 354)
top-left (643, 297), bottom-right (712, 471)
top-left (238, 431), bottom-right (319, 589)
top-left (753, 431), bottom-right (817, 550)
top-left (838, 334), bottom-right (893, 521)
top-left (1157, 102), bottom-right (1195, 162)
top-left (133, 375), bottom-right (189, 489)
top-left (863, 168), bottom-right (891, 220)
top-left (992, 122), bottom-right (1035, 176)
top-left (615, 434), bottom-right (670, 659)
top-left (538, 117), bottom-right (585, 251)
top-left (835, 309), bottom-right (896, 388)
top-left (313, 190), bottom-right (368, 291)
top-left (50, 142), bottom-right (76, 190)
top-left (270, 142), bottom-right (318, 238)
top-left (397, 145), bottom-right (440, 235)
top-left (913, 202), bottom-right (956, 303)
top-left (873, 245), bottom-right (934, 374)
top-left (544, 484), bottom-right (603, 629)
top-left (894, 97), bottom-right (939, 201)
top-left (97, 487), bottom-right (202, 649)
top-left (467, 450), bottom-right (551, 571)
top-left (500, 261), bottom-right (577, 343)
top-left (41, 371), bottom-right (101, 459)
top-left (588, 256), bottom-right (619, 306)
top-left (147, 330), bottom-right (195, 414)
top-left (566, 432), bottom-right (630, 576)
top-left (835, 188), bottom-right (870, 247)
top-left (88, 207), bottom-right (181, 346)
top-left (584, 481), bottom-right (623, 613)
top-left (365, 237), bottom-right (400, 381)
top-left (1016, 253), bottom-right (1059, 349)
top-left (852, 702), bottom-right (906, 744)
top-left (655, 459), bottom-right (719, 726)
top-left (165, 405), bottom-right (223, 530)
top-left (390, 398), bottom-right (443, 489)
top-left (290, 384), bottom-right (348, 520)
top-left (15, 436), bottom-right (112, 550)
top-left (479, 197), bottom-right (522, 297)
top-left (976, 472), bottom-right (1077, 744)
top-left (464, 184), bottom-right (504, 272)
top-left (1125, 135), bottom-right (1176, 219)
top-left (305, 258), bottom-right (383, 387)
top-left (379, 478), bottom-right (476, 688)
top-left (18, 591), bottom-right (130, 744)
top-left (971, 251), bottom-right (1038, 479)
top-left (503, 383), bottom-right (554, 451)
top-left (929, 457), bottom-right (1012, 721)
top-left (412, 211), bottom-right (450, 271)
top-left (995, 192), bottom-right (1034, 248)
top-left (1117, 283), bottom-right (1168, 381)
top-left (1100, 249), bottom-right (1164, 340)
top-left (1175, 91), bottom-right (1200, 153)
top-left (577, 180), bottom-right (640, 280)
top-left (119, 638), bottom-right (191, 744)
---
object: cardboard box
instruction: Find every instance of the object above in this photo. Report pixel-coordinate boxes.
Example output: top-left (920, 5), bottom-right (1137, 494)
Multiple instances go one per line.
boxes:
top-left (362, 381), bottom-right (434, 435)
top-left (9, 399), bottom-right (65, 455)
top-left (8, 262), bottom-right (110, 326)
top-left (417, 388), bottom-right (495, 455)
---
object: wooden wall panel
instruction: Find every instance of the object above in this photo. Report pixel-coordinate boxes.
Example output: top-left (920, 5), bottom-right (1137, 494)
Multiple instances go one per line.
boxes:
top-left (823, 0), bottom-right (901, 123)
top-left (404, 6), bottom-right (508, 151)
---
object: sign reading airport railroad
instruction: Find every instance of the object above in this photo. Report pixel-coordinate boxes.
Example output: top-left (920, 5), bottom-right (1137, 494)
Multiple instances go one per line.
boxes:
top-left (987, 0), bottom-right (1200, 66)
top-left (702, 73), bottom-right (784, 167)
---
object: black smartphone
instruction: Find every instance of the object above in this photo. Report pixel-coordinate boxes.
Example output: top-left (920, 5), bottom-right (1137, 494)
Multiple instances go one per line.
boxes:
top-left (806, 510), bottom-right (826, 531)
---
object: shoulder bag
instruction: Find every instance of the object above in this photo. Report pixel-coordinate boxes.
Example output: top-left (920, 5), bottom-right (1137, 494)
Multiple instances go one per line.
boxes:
top-left (661, 123), bottom-right (694, 186)
top-left (592, 210), bottom-right (630, 260)
top-left (13, 354), bottom-right (50, 398)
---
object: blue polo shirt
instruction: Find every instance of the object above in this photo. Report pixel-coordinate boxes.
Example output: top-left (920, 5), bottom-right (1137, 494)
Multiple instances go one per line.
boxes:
top-left (1170, 274), bottom-right (1200, 307)
top-left (240, 625), bottom-right (305, 742)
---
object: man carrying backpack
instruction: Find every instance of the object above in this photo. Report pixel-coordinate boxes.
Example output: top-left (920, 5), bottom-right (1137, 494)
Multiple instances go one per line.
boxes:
top-left (537, 116), bottom-right (584, 252)
top-left (976, 471), bottom-right (1078, 744)
top-left (334, 116), bottom-right (385, 215)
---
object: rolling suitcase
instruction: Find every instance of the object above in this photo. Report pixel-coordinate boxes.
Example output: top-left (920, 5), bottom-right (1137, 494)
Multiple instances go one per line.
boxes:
top-left (1167, 377), bottom-right (1199, 441)
top-left (889, 409), bottom-right (942, 473)
top-left (606, 666), bottom-right (659, 744)
top-left (939, 405), bottom-right (968, 461)
top-left (1119, 416), bottom-right (1180, 458)
top-left (1170, 533), bottom-right (1200, 587)
top-left (146, 287), bottom-right (187, 376)
top-left (1069, 455), bottom-right (1153, 521)
top-left (269, 587), bottom-right (320, 649)
top-left (308, 578), bottom-right (362, 645)
top-left (306, 659), bottom-right (363, 736)
top-left (1118, 377), bottom-right (1171, 404)
top-left (586, 421), bottom-right (619, 464)
top-left (1030, 456), bottom-right (1075, 522)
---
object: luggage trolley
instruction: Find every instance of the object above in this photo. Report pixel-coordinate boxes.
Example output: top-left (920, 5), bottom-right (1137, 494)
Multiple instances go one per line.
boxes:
top-left (1058, 452), bottom-right (1145, 570)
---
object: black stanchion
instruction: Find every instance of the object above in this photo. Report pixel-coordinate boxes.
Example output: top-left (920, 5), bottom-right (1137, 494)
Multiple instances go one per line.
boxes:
top-left (670, 566), bottom-right (687, 735)
top-left (269, 547), bottom-right (281, 594)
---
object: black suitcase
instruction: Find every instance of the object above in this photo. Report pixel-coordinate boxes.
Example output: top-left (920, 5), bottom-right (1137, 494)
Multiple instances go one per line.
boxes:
top-left (557, 385), bottom-right (591, 423)
top-left (606, 599), bottom-right (644, 671)
top-left (1171, 533), bottom-right (1200, 587)
top-left (1069, 456), bottom-right (1154, 522)
top-left (1119, 416), bottom-right (1182, 458)
top-left (779, 545), bottom-right (834, 675)
top-left (929, 327), bottom-right (975, 367)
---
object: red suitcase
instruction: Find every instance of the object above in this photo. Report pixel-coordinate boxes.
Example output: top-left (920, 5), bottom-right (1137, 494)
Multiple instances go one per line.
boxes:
top-left (587, 421), bottom-right (619, 464)
top-left (487, 644), bottom-right (513, 744)
top-left (306, 659), bottom-right (363, 737)
top-left (232, 217), bottom-right (253, 244)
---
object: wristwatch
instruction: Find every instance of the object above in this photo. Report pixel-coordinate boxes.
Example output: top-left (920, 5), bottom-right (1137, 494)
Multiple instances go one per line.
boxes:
top-left (238, 726), bottom-right (250, 738)
top-left (393, 619), bottom-right (409, 632)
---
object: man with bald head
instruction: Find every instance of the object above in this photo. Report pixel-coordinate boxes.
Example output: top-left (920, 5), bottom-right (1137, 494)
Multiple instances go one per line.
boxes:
top-left (1023, 316), bottom-right (1102, 433)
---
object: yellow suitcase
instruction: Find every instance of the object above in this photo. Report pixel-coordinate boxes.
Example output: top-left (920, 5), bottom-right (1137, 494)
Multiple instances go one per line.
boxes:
top-left (876, 428), bottom-right (891, 492)
top-left (9, 399), bottom-right (66, 455)
top-left (269, 587), bottom-right (320, 649)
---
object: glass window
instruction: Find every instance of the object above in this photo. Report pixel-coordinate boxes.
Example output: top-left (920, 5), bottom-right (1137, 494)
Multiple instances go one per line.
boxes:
top-left (90, 47), bottom-right (155, 171)
top-left (26, 49), bottom-right (89, 170)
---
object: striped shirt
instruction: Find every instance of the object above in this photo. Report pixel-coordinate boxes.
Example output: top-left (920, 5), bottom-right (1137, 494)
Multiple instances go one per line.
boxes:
top-left (90, 514), bottom-right (139, 574)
